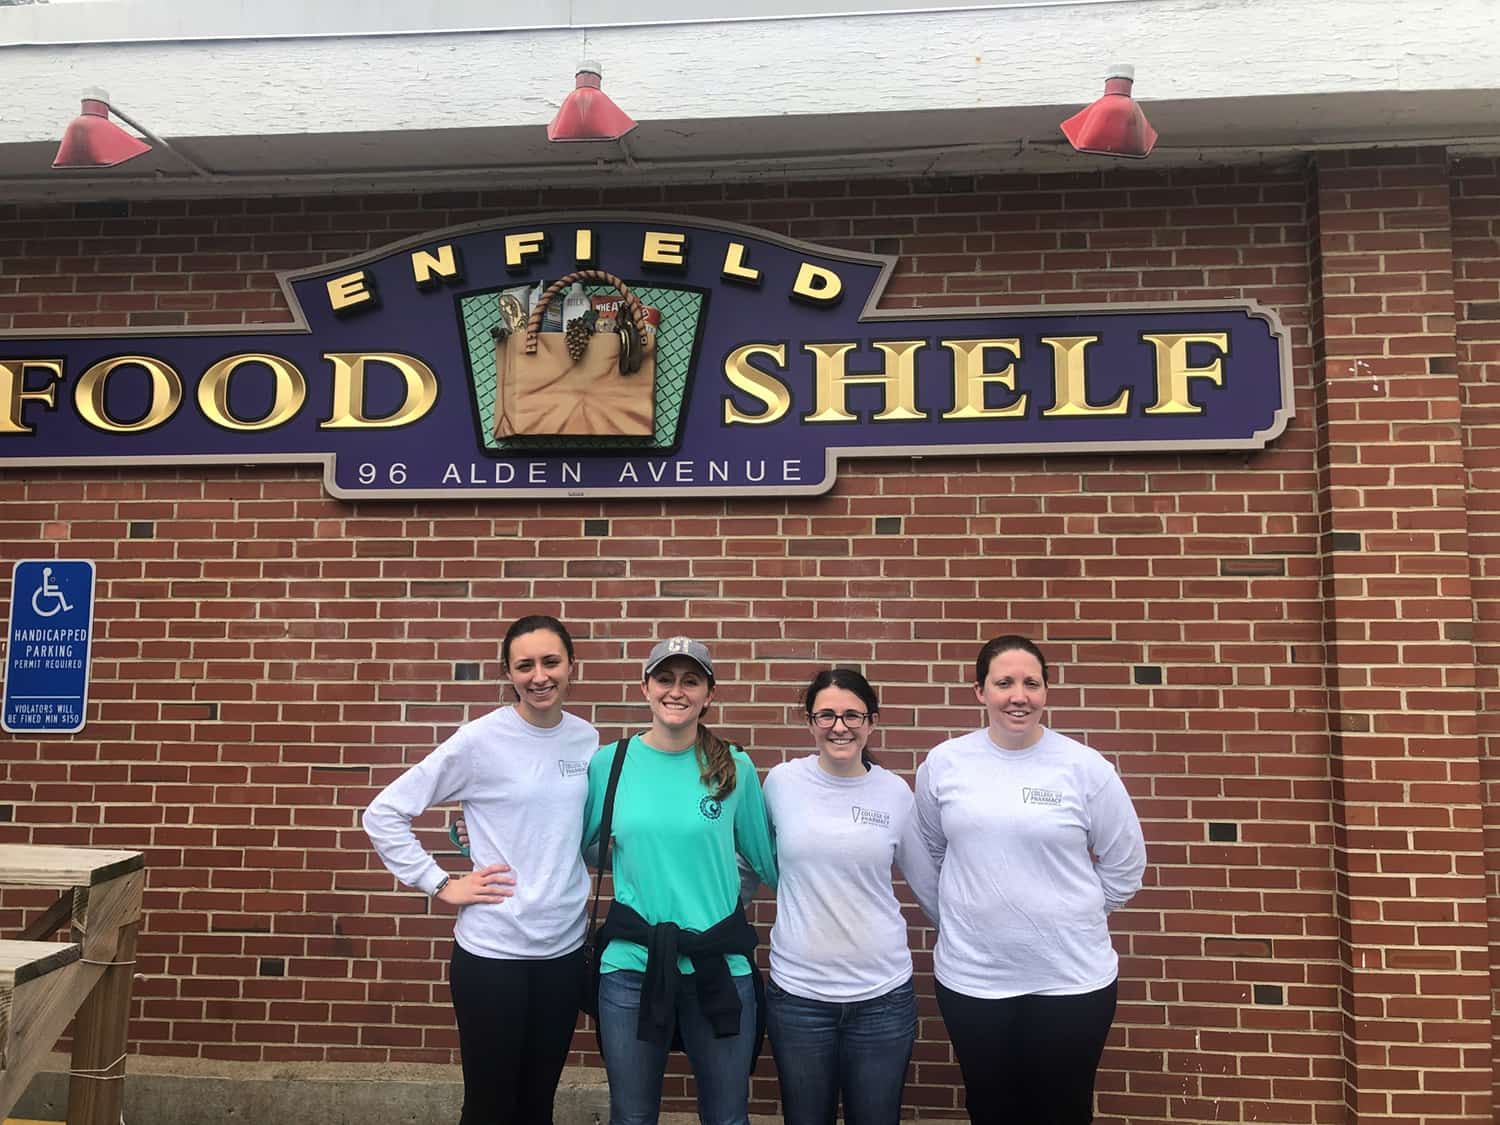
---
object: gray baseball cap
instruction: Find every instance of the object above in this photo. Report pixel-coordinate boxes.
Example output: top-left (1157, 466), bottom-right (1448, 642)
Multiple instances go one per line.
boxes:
top-left (643, 636), bottom-right (715, 679)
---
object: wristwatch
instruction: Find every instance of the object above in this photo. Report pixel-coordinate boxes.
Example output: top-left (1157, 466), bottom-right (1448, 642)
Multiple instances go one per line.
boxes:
top-left (433, 875), bottom-right (451, 896)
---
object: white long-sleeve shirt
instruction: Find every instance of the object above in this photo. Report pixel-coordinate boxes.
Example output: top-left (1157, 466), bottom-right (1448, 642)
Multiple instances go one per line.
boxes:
top-left (915, 726), bottom-right (1146, 999)
top-left (362, 705), bottom-right (597, 959)
top-left (764, 754), bottom-right (940, 1002)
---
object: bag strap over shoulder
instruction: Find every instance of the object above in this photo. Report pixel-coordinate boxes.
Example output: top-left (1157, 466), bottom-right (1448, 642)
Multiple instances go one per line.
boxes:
top-left (586, 736), bottom-right (631, 938)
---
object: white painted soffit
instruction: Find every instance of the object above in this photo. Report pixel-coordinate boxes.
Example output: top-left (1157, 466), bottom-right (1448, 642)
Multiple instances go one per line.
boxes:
top-left (1, 0), bottom-right (1498, 200)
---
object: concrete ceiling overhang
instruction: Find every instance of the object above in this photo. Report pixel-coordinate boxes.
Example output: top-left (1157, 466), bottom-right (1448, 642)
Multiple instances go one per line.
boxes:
top-left (2, 0), bottom-right (1498, 201)
top-left (6, 90), bottom-right (1500, 201)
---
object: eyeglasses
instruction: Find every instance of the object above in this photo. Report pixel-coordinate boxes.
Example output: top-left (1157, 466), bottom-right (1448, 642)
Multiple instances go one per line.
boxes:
top-left (810, 710), bottom-right (870, 729)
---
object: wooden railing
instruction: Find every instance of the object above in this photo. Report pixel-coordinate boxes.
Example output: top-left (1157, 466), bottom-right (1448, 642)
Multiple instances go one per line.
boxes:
top-left (0, 846), bottom-right (145, 1125)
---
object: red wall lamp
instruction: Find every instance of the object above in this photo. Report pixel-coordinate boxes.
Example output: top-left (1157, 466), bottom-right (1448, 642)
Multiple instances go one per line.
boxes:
top-left (1061, 65), bottom-right (1158, 159)
top-left (547, 62), bottom-right (637, 143)
top-left (53, 88), bottom-right (213, 175)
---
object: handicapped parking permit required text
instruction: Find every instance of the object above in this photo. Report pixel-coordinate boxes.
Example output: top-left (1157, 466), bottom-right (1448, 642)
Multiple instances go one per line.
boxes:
top-left (4, 559), bottom-right (96, 734)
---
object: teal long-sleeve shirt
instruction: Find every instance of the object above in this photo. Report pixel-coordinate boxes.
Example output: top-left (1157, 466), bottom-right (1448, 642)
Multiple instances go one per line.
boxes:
top-left (583, 734), bottom-right (778, 976)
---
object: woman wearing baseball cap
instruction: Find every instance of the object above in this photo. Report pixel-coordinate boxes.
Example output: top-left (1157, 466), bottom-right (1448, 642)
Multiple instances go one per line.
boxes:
top-left (583, 635), bottom-right (778, 1125)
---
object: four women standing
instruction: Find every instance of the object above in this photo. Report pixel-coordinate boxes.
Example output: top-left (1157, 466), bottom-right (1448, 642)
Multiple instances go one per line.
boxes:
top-left (364, 624), bottom-right (1145, 1125)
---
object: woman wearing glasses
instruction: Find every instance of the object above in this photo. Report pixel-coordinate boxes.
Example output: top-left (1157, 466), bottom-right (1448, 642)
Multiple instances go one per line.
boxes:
top-left (761, 669), bottom-right (940, 1125)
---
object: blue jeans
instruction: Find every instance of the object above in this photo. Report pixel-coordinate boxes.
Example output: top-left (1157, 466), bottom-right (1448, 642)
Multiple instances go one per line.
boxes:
top-left (597, 968), bottom-right (757, 1125)
top-left (765, 977), bottom-right (917, 1125)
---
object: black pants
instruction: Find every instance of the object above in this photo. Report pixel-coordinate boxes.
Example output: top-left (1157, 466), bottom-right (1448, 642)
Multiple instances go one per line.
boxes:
top-left (449, 942), bottom-right (585, 1125)
top-left (935, 978), bottom-right (1118, 1125)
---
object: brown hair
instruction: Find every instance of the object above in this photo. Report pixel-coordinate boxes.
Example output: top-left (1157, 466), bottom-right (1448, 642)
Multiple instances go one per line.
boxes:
top-left (695, 723), bottom-right (737, 801)
top-left (975, 634), bottom-right (1050, 686)
top-left (804, 668), bottom-right (880, 770)
top-left (501, 614), bottom-right (575, 668)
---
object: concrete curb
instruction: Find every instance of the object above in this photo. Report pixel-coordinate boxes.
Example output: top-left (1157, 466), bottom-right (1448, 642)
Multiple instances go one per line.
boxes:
top-left (14, 1058), bottom-right (610, 1125)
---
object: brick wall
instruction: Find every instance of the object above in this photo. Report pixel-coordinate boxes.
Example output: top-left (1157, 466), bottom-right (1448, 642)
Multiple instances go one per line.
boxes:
top-left (1454, 155), bottom-right (1500, 1119)
top-left (1311, 150), bottom-right (1489, 1122)
top-left (0, 155), bottom-right (1493, 1122)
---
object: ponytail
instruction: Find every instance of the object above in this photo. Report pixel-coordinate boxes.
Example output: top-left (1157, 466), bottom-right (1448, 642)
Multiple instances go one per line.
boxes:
top-left (695, 723), bottom-right (737, 801)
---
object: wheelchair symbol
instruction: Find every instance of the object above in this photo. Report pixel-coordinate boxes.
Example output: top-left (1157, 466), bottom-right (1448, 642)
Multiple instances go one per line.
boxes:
top-left (31, 567), bottom-right (73, 618)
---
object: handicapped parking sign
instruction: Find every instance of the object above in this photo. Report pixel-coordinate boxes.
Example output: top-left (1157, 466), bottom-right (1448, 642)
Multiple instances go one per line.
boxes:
top-left (3, 559), bottom-right (96, 733)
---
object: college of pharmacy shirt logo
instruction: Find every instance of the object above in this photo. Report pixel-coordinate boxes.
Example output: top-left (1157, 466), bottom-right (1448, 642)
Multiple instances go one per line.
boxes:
top-left (1022, 787), bottom-right (1064, 807)
top-left (851, 806), bottom-right (892, 827)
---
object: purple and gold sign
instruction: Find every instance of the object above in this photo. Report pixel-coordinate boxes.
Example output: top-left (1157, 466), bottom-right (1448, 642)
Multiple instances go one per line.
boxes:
top-left (0, 214), bottom-right (1292, 498)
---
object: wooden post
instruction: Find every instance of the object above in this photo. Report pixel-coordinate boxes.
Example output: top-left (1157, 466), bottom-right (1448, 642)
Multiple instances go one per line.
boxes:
top-left (66, 919), bottom-right (139, 1125)
top-left (0, 848), bottom-right (143, 1124)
